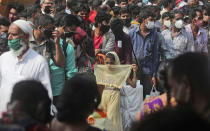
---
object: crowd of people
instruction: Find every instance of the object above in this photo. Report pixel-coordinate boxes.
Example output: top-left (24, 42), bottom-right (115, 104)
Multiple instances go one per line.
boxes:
top-left (0, 0), bottom-right (210, 131)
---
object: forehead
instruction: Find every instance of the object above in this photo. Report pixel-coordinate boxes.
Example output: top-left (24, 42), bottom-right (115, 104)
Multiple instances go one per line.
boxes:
top-left (10, 8), bottom-right (17, 13)
top-left (8, 24), bottom-right (23, 34)
top-left (44, 0), bottom-right (54, 3)
top-left (196, 11), bottom-right (202, 17)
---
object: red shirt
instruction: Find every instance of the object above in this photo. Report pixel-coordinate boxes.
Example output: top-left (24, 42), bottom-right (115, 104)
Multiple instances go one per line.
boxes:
top-left (94, 35), bottom-right (103, 49)
top-left (88, 10), bottom-right (97, 24)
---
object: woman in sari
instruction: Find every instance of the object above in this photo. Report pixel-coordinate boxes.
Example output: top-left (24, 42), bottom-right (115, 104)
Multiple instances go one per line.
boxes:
top-left (94, 51), bottom-right (137, 131)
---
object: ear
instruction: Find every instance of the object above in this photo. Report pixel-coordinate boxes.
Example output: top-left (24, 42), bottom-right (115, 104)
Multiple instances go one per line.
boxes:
top-left (38, 25), bottom-right (42, 30)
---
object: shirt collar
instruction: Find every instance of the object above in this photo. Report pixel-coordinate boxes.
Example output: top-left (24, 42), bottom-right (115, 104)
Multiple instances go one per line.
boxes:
top-left (17, 48), bottom-right (32, 62)
top-left (136, 27), bottom-right (152, 36)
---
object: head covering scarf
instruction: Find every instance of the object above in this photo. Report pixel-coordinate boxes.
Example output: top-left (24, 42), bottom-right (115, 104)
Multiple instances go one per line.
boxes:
top-left (13, 20), bottom-right (33, 41)
top-left (94, 52), bottom-right (132, 88)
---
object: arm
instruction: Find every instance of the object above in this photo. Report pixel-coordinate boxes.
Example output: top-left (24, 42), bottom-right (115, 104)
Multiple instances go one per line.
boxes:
top-left (101, 32), bottom-right (115, 54)
top-left (38, 59), bottom-right (53, 100)
top-left (125, 36), bottom-right (133, 64)
top-left (152, 33), bottom-right (160, 84)
top-left (126, 64), bottom-right (138, 88)
top-left (52, 31), bottom-right (65, 67)
top-left (65, 44), bottom-right (78, 80)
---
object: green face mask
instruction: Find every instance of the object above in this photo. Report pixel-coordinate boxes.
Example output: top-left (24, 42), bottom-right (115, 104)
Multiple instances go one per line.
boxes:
top-left (8, 38), bottom-right (23, 51)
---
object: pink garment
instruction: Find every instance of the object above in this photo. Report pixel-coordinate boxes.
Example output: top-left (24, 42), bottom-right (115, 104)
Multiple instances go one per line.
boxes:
top-left (74, 27), bottom-right (87, 45)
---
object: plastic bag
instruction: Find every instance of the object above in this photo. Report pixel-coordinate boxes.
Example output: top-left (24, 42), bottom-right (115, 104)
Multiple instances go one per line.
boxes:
top-left (149, 85), bottom-right (160, 97)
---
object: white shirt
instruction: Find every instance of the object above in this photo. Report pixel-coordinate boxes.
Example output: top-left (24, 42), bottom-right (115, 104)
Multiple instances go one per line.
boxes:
top-left (0, 48), bottom-right (52, 114)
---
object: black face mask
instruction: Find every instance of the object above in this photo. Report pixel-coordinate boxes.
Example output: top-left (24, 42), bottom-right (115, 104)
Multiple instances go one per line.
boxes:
top-left (100, 24), bottom-right (110, 34)
top-left (0, 32), bottom-right (8, 39)
top-left (44, 29), bottom-right (53, 38)
top-left (122, 19), bottom-right (131, 27)
top-left (44, 6), bottom-right (51, 14)
top-left (64, 31), bottom-right (76, 38)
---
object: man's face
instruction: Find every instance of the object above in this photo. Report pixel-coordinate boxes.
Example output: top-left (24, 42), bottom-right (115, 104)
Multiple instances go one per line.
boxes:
top-left (0, 25), bottom-right (9, 34)
top-left (120, 13), bottom-right (131, 20)
top-left (189, 0), bottom-right (198, 6)
top-left (78, 11), bottom-right (88, 20)
top-left (120, 2), bottom-right (127, 7)
top-left (41, 0), bottom-right (55, 12)
top-left (172, 13), bottom-right (183, 24)
top-left (144, 16), bottom-right (154, 25)
top-left (9, 8), bottom-right (19, 23)
top-left (8, 24), bottom-right (25, 41)
top-left (34, 23), bottom-right (54, 40)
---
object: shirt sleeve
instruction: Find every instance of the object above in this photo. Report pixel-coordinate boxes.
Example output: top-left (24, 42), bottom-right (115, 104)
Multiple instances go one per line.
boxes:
top-left (152, 32), bottom-right (160, 77)
top-left (38, 58), bottom-right (53, 100)
top-left (201, 32), bottom-right (208, 54)
top-left (125, 36), bottom-right (133, 64)
top-left (65, 44), bottom-right (78, 79)
top-left (101, 32), bottom-right (115, 54)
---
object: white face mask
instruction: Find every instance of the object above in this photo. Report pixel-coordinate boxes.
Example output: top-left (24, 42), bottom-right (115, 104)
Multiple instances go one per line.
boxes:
top-left (164, 20), bottom-right (171, 28)
top-left (146, 21), bottom-right (155, 29)
top-left (175, 19), bottom-right (184, 29)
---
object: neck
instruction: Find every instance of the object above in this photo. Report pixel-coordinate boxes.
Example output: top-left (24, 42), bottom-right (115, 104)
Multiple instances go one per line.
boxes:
top-left (95, 28), bottom-right (102, 36)
top-left (18, 46), bottom-right (29, 60)
top-left (140, 24), bottom-right (148, 33)
top-left (191, 23), bottom-right (198, 32)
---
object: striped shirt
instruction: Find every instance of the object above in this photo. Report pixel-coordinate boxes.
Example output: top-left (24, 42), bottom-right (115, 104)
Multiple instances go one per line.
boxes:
top-left (129, 27), bottom-right (159, 76)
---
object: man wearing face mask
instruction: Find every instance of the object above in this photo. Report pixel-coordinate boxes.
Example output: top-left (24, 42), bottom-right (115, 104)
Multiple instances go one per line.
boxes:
top-left (51, 13), bottom-right (78, 105)
top-left (185, 8), bottom-right (208, 55)
top-left (93, 11), bottom-right (115, 55)
top-left (110, 18), bottom-right (132, 64)
top-left (0, 17), bottom-right (10, 55)
top-left (31, 14), bottom-right (65, 68)
top-left (0, 20), bottom-right (52, 115)
top-left (161, 11), bottom-right (194, 60)
top-left (40, 0), bottom-right (56, 17)
top-left (119, 7), bottom-right (135, 34)
top-left (129, 8), bottom-right (160, 99)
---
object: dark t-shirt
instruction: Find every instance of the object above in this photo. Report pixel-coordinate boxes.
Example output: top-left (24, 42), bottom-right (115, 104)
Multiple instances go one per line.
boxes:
top-left (86, 125), bottom-right (101, 131)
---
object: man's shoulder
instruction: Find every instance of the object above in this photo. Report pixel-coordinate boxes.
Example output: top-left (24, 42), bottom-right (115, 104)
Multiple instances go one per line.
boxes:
top-left (29, 49), bottom-right (48, 64)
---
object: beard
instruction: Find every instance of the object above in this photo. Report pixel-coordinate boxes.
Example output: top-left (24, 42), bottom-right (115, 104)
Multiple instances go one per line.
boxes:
top-left (10, 39), bottom-right (27, 57)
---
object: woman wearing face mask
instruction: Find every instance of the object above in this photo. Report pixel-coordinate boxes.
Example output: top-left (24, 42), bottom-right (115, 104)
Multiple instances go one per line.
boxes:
top-left (161, 12), bottom-right (194, 60)
top-left (94, 52), bottom-right (137, 131)
top-left (185, 7), bottom-right (208, 55)
top-left (93, 11), bottom-right (115, 56)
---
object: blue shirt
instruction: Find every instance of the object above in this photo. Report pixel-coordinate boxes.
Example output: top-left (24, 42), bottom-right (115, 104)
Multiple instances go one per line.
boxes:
top-left (129, 27), bottom-right (159, 76)
top-left (50, 39), bottom-right (78, 96)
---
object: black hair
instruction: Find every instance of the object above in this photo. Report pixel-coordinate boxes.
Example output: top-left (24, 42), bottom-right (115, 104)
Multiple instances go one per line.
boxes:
top-left (56, 73), bottom-right (101, 124)
top-left (120, 6), bottom-right (131, 15)
top-left (170, 52), bottom-right (209, 98)
top-left (77, 4), bottom-right (90, 14)
top-left (203, 3), bottom-right (210, 16)
top-left (56, 14), bottom-right (81, 27)
top-left (95, 11), bottom-right (111, 27)
top-left (188, 7), bottom-right (202, 20)
top-left (157, 61), bottom-right (171, 106)
top-left (138, 8), bottom-right (155, 23)
top-left (8, 2), bottom-right (24, 13)
top-left (66, 0), bottom-right (78, 10)
top-left (131, 106), bottom-right (210, 131)
top-left (18, 9), bottom-right (28, 19)
top-left (54, 12), bottom-right (68, 27)
top-left (92, 0), bottom-right (102, 9)
top-left (162, 12), bottom-right (172, 20)
top-left (34, 14), bottom-right (54, 28)
top-left (110, 18), bottom-right (124, 33)
top-left (106, 53), bottom-right (115, 62)
top-left (112, 6), bottom-right (121, 16)
top-left (118, 0), bottom-right (128, 4)
top-left (0, 17), bottom-right (10, 26)
top-left (161, 0), bottom-right (172, 8)
top-left (55, 5), bottom-right (66, 13)
top-left (24, 4), bottom-right (41, 19)
top-left (10, 80), bottom-right (51, 123)
top-left (106, 0), bottom-right (115, 9)
top-left (172, 10), bottom-right (184, 18)
top-left (131, 6), bottom-right (141, 19)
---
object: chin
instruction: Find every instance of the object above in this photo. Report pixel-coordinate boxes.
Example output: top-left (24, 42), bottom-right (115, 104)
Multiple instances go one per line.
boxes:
top-left (11, 43), bottom-right (27, 57)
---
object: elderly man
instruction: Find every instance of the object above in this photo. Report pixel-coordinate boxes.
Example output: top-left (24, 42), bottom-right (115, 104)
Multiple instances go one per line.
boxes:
top-left (40, 0), bottom-right (55, 17)
top-left (0, 20), bottom-right (52, 115)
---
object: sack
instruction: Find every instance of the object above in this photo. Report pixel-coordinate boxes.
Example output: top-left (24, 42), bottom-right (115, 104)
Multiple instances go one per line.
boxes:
top-left (149, 85), bottom-right (160, 97)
